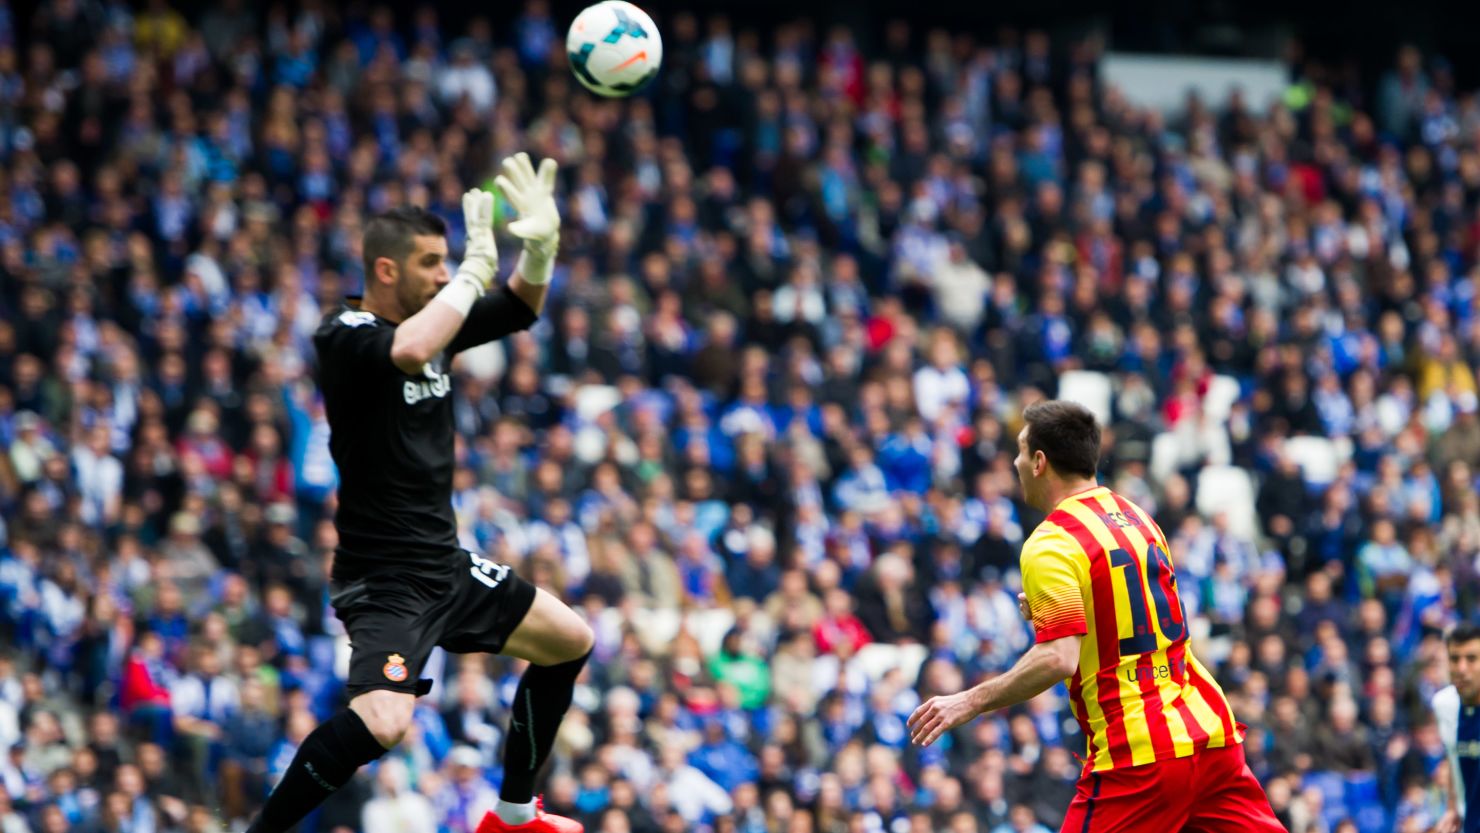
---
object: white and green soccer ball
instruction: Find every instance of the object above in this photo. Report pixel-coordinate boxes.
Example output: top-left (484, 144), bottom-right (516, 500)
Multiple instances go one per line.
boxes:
top-left (566, 1), bottom-right (663, 97)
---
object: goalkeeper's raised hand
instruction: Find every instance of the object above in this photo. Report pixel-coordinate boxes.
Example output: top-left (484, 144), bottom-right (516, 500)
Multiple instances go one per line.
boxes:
top-left (496, 152), bottom-right (561, 286)
top-left (457, 187), bottom-right (499, 294)
top-left (394, 187), bottom-right (499, 372)
top-left (426, 187), bottom-right (498, 323)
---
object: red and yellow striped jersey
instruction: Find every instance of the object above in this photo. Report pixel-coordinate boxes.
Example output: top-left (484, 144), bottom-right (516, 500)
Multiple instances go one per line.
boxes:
top-left (1021, 485), bottom-right (1241, 772)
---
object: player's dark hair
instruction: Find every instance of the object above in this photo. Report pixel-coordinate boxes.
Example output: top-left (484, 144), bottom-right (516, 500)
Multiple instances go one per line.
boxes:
top-left (1447, 622), bottom-right (1480, 646)
top-left (361, 206), bottom-right (447, 280)
top-left (1022, 400), bottom-right (1101, 479)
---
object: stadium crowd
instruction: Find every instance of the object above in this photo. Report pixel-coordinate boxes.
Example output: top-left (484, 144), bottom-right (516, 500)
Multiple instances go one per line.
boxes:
top-left (0, 1), bottom-right (1478, 832)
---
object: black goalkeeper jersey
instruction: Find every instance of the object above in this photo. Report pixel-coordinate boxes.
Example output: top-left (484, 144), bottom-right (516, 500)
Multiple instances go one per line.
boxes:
top-left (313, 284), bottom-right (537, 582)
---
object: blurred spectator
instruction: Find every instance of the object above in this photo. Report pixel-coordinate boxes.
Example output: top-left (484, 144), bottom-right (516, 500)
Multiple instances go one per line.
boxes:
top-left (657, 743), bottom-right (732, 826)
top-left (707, 630), bottom-right (770, 711)
top-left (435, 745), bottom-right (499, 833)
top-left (362, 757), bottom-right (436, 833)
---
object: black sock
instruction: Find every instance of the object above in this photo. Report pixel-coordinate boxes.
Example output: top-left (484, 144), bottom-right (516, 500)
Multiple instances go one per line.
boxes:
top-left (499, 650), bottom-right (591, 804)
top-left (249, 709), bottom-right (388, 833)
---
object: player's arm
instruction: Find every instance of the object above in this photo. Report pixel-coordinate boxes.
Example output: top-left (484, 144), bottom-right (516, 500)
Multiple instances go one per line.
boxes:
top-left (392, 295), bottom-right (481, 373)
top-left (1438, 778), bottom-right (1460, 833)
top-left (498, 152), bottom-right (561, 315)
top-left (908, 635), bottom-right (1081, 747)
top-left (910, 531), bottom-right (1087, 747)
top-left (445, 153), bottom-right (562, 356)
top-left (977, 636), bottom-right (1082, 710)
top-left (393, 153), bottom-right (561, 369)
top-left (1435, 689), bottom-right (1463, 833)
top-left (390, 188), bottom-right (502, 373)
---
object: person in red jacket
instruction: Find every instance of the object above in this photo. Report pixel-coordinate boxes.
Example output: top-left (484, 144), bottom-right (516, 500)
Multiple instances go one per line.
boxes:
top-left (813, 587), bottom-right (873, 655)
top-left (120, 630), bottom-right (173, 745)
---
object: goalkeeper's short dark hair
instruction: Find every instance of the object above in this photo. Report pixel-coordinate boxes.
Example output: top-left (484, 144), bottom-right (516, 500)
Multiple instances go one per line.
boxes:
top-left (1447, 622), bottom-right (1480, 646)
top-left (362, 206), bottom-right (447, 279)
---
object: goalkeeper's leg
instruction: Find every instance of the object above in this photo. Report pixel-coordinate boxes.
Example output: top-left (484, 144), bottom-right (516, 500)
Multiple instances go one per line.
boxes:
top-left (475, 588), bottom-right (594, 833)
top-left (245, 691), bottom-right (410, 832)
top-left (247, 575), bottom-right (436, 833)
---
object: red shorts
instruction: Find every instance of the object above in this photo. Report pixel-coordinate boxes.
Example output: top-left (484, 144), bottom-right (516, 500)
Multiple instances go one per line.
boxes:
top-left (1058, 743), bottom-right (1286, 833)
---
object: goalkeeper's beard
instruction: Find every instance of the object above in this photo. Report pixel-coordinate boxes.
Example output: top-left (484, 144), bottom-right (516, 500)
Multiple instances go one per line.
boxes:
top-left (396, 275), bottom-right (438, 319)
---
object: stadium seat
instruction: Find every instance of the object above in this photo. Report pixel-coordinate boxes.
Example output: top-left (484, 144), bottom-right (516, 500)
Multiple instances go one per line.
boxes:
top-left (1355, 808), bottom-right (1389, 833)
top-left (1194, 466), bottom-right (1258, 541)
top-left (1343, 772), bottom-right (1386, 833)
top-left (1283, 436), bottom-right (1343, 486)
top-left (1149, 432), bottom-right (1182, 484)
top-left (1302, 770), bottom-right (1348, 822)
top-left (575, 385), bottom-right (624, 422)
top-left (335, 633), bottom-right (352, 682)
top-left (1149, 423), bottom-right (1232, 485)
top-left (1057, 370), bottom-right (1114, 425)
top-left (456, 341), bottom-right (509, 382)
top-left (1202, 375), bottom-right (1242, 425)
top-left (626, 608), bottom-right (738, 658)
top-left (691, 608), bottom-right (740, 655)
top-left (854, 643), bottom-right (930, 684)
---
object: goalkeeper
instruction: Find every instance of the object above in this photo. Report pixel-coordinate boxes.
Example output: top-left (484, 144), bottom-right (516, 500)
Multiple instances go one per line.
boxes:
top-left (247, 154), bottom-right (591, 833)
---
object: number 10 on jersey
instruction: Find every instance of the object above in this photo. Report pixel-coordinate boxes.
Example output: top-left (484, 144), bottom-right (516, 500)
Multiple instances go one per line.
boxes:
top-left (1108, 543), bottom-right (1186, 656)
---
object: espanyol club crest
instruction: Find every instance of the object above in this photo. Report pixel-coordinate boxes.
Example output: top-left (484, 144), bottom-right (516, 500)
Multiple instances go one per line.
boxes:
top-left (383, 653), bottom-right (408, 682)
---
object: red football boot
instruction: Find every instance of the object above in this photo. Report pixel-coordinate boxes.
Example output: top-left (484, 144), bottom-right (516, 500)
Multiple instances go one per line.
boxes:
top-left (476, 797), bottom-right (584, 833)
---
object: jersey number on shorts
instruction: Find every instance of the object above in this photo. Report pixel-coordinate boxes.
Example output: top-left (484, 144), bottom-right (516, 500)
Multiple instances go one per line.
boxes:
top-left (468, 551), bottom-right (511, 590)
top-left (1108, 543), bottom-right (1185, 655)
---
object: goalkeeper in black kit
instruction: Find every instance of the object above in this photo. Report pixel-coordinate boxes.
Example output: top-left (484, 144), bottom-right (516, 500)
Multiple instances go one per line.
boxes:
top-left (246, 154), bottom-right (592, 833)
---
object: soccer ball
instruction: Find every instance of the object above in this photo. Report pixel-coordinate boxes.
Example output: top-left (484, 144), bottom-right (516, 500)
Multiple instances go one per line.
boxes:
top-left (566, 1), bottom-right (663, 97)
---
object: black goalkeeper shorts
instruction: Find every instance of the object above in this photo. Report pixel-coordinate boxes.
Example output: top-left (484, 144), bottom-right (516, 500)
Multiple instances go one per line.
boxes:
top-left (330, 548), bottom-right (538, 698)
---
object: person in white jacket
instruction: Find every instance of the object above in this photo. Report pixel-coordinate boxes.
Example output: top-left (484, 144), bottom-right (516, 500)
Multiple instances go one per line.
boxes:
top-left (657, 742), bottom-right (732, 825)
top-left (930, 238), bottom-right (991, 333)
top-left (362, 757), bottom-right (437, 833)
top-left (437, 43), bottom-right (496, 115)
top-left (1434, 622), bottom-right (1480, 833)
